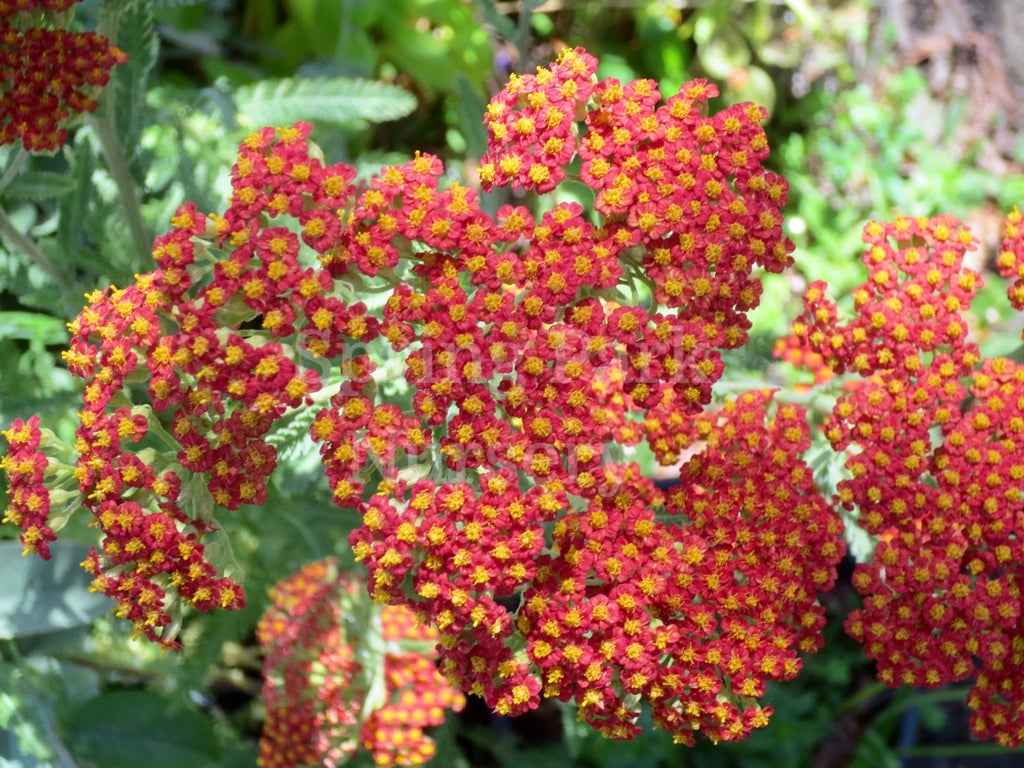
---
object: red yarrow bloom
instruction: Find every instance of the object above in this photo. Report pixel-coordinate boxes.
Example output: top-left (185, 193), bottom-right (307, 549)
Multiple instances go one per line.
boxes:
top-left (783, 214), bottom-right (1024, 748)
top-left (0, 8), bottom-right (128, 151)
top-left (1, 415), bottom-right (55, 558)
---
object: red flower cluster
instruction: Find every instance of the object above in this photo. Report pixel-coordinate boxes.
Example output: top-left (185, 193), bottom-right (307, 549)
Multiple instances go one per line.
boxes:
top-left (258, 558), bottom-right (465, 768)
top-left (785, 214), bottom-right (1024, 747)
top-left (64, 279), bottom-right (245, 645)
top-left (4, 47), bottom-right (844, 743)
top-left (327, 50), bottom-right (840, 743)
top-left (56, 122), bottom-right (372, 643)
top-left (352, 391), bottom-right (842, 743)
top-left (997, 206), bottom-right (1024, 310)
top-left (0, 416), bottom-right (54, 557)
top-left (0, 0), bottom-right (127, 151)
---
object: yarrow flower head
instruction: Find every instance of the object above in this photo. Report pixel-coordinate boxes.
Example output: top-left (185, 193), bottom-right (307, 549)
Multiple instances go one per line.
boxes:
top-left (257, 558), bottom-right (465, 768)
top-left (0, 0), bottom-right (127, 151)
top-left (4, 47), bottom-right (845, 744)
top-left (782, 214), bottom-right (1024, 747)
top-left (996, 206), bottom-right (1024, 313)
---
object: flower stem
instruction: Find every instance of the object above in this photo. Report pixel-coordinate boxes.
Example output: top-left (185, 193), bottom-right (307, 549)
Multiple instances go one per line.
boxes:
top-left (86, 110), bottom-right (151, 265)
top-left (88, 2), bottom-right (151, 265)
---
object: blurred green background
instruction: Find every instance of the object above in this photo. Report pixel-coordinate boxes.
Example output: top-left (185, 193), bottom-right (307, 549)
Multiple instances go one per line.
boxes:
top-left (4, 0), bottom-right (1024, 765)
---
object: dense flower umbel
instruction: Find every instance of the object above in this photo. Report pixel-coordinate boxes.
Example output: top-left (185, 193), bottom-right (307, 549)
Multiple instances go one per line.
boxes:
top-left (335, 49), bottom-right (841, 743)
top-left (350, 392), bottom-right (842, 744)
top-left (258, 559), bottom-right (465, 768)
top-left (785, 214), bottom-right (1024, 747)
top-left (3, 47), bottom-right (845, 742)
top-left (0, 0), bottom-right (127, 151)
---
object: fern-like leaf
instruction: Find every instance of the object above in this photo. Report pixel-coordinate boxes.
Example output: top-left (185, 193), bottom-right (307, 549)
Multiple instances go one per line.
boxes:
top-left (114, 0), bottom-right (159, 162)
top-left (267, 405), bottom-right (320, 462)
top-left (234, 77), bottom-right (417, 131)
top-left (1, 171), bottom-right (77, 201)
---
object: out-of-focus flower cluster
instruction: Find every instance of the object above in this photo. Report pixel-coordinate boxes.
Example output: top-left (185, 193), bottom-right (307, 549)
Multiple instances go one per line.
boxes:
top-left (256, 561), bottom-right (464, 768)
top-left (258, 558), bottom-right (464, 768)
top-left (784, 214), bottom-right (1024, 747)
top-left (2, 47), bottom-right (846, 744)
top-left (0, 0), bottom-right (127, 151)
top-left (0, 416), bottom-right (53, 557)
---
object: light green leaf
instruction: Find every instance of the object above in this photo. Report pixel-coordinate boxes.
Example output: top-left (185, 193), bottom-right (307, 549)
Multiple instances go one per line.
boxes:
top-left (0, 311), bottom-right (67, 345)
top-left (1, 171), bottom-right (77, 201)
top-left (0, 542), bottom-right (109, 640)
top-left (234, 77), bottom-right (417, 131)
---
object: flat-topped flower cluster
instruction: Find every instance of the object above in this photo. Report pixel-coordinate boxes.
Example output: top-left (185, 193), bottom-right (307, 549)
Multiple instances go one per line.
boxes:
top-left (1, 47), bottom-right (845, 750)
top-left (0, 0), bottom-right (127, 151)
top-left (782, 214), bottom-right (1024, 747)
top-left (24, 42), bottom-right (1024, 756)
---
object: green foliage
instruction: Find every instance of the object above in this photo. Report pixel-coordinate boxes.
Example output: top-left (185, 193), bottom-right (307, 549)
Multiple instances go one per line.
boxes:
top-left (111, 0), bottom-right (161, 171)
top-left (234, 76), bottom-right (417, 131)
top-left (0, 543), bottom-right (108, 639)
top-left (63, 690), bottom-right (222, 767)
top-left (782, 66), bottom-right (990, 294)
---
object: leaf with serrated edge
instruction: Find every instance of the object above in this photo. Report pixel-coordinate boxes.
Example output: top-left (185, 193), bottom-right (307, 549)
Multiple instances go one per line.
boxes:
top-left (234, 77), bottom-right (416, 130)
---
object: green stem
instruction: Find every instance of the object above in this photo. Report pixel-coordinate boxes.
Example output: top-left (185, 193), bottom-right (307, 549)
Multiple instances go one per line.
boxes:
top-left (0, 148), bottom-right (28, 193)
top-left (88, 3), bottom-right (151, 265)
top-left (836, 679), bottom-right (887, 714)
top-left (515, 3), bottom-right (532, 73)
top-left (86, 110), bottom-right (151, 264)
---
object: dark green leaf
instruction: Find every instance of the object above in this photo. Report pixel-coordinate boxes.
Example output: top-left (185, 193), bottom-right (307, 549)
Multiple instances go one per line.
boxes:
top-left (234, 77), bottom-right (417, 131)
top-left (472, 0), bottom-right (516, 40)
top-left (0, 542), bottom-right (109, 639)
top-left (56, 136), bottom-right (92, 263)
top-left (64, 691), bottom-right (220, 768)
top-left (453, 73), bottom-right (489, 161)
top-left (114, 0), bottom-right (160, 157)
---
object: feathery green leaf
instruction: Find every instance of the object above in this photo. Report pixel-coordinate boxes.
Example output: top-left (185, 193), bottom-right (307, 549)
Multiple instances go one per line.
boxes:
top-left (234, 77), bottom-right (417, 131)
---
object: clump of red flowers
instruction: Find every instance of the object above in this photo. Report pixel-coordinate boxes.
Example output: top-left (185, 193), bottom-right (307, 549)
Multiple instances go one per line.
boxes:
top-left (0, 0), bottom-right (127, 151)
top-left (258, 558), bottom-right (465, 768)
top-left (784, 214), bottom-right (1024, 747)
top-left (4, 46), bottom-right (844, 744)
top-left (0, 416), bottom-right (54, 558)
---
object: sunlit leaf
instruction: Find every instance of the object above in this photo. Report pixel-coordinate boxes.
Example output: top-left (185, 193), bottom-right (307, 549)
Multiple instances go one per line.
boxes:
top-left (0, 542), bottom-right (108, 639)
top-left (234, 77), bottom-right (416, 130)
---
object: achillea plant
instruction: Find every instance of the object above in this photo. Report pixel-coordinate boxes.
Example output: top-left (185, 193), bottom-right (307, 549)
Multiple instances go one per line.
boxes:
top-left (0, 44), bottom-right (841, 745)
top-left (9, 42), bottom-right (1024, 753)
top-left (0, 0), bottom-right (127, 151)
